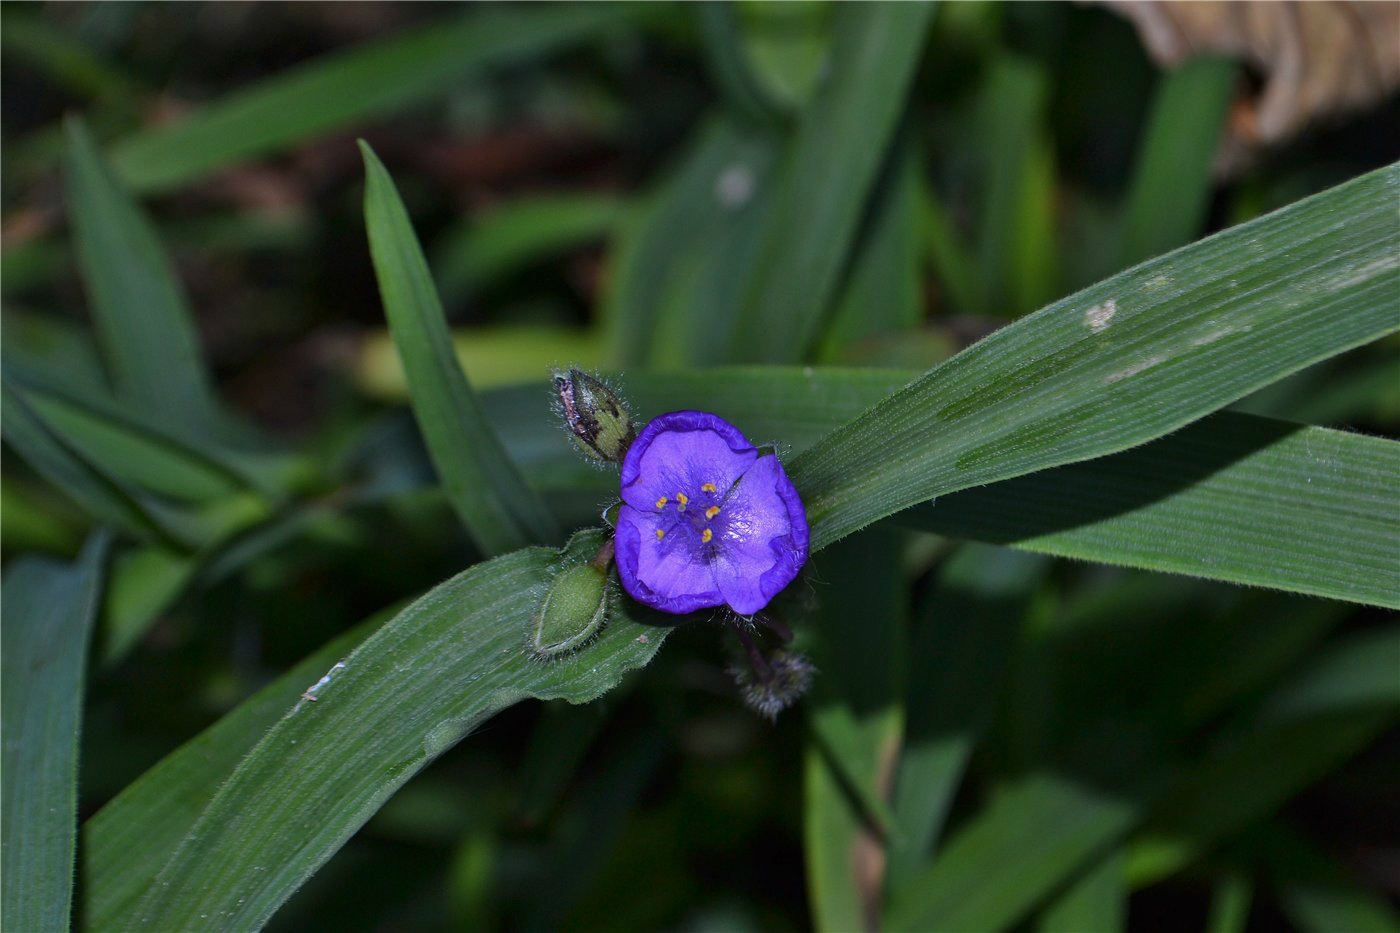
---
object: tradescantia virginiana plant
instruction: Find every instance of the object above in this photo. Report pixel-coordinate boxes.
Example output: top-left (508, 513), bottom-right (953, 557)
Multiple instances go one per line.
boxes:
top-left (58, 146), bottom-right (1395, 932)
top-left (2, 7), bottom-right (1396, 931)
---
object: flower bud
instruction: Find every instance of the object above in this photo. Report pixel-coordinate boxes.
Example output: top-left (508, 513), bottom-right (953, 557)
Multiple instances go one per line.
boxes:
top-left (727, 649), bottom-right (816, 721)
top-left (554, 369), bottom-right (636, 464)
top-left (531, 561), bottom-right (609, 659)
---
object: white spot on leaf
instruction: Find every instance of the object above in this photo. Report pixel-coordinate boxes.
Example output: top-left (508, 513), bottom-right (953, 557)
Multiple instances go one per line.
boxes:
top-left (1105, 354), bottom-right (1167, 384)
top-left (1085, 299), bottom-right (1117, 333)
top-left (715, 164), bottom-right (755, 209)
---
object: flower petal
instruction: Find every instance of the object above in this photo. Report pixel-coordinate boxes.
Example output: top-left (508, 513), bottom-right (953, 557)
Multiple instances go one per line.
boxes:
top-left (711, 455), bottom-right (809, 615)
top-left (615, 504), bottom-right (724, 614)
top-left (620, 411), bottom-right (757, 512)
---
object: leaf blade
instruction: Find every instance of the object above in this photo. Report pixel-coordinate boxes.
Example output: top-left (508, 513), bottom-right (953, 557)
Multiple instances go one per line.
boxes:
top-left (109, 5), bottom-right (639, 192)
top-left (117, 531), bottom-right (663, 930)
top-left (64, 117), bottom-right (223, 434)
top-left (2, 532), bottom-right (109, 932)
top-left (361, 142), bottom-right (559, 554)
top-left (790, 164), bottom-right (1400, 549)
top-left (728, 1), bottom-right (934, 362)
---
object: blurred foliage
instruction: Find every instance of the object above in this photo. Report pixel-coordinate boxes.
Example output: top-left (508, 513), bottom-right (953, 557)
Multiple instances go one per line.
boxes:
top-left (2, 2), bottom-right (1398, 931)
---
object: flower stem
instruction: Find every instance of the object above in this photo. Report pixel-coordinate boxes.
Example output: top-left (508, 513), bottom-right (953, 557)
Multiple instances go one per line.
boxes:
top-left (730, 620), bottom-right (773, 683)
top-left (756, 612), bottom-right (793, 644)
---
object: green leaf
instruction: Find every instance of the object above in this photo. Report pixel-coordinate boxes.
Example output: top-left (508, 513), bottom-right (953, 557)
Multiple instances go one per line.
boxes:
top-left (887, 750), bottom-right (1152, 933)
top-left (1126, 627), bottom-right (1400, 886)
top-left (696, 1), bottom-right (787, 124)
top-left (803, 532), bottom-right (905, 931)
top-left (910, 412), bottom-right (1400, 608)
top-left (2, 532), bottom-right (109, 932)
top-left (790, 163), bottom-right (1400, 550)
top-left (2, 380), bottom-right (172, 544)
top-left (109, 530), bottom-right (664, 930)
top-left (804, 747), bottom-right (876, 933)
top-left (1039, 848), bottom-right (1126, 933)
top-left (817, 141), bottom-right (924, 362)
top-left (972, 53), bottom-right (1057, 316)
top-left (482, 369), bottom-right (1400, 606)
top-left (64, 117), bottom-right (224, 435)
top-left (357, 325), bottom-right (608, 399)
top-left (728, 1), bottom-right (934, 362)
top-left (1118, 57), bottom-right (1237, 270)
top-left (0, 13), bottom-right (140, 101)
top-left (603, 115), bottom-right (780, 366)
top-left (1205, 874), bottom-right (1252, 933)
top-left (361, 142), bottom-right (559, 554)
top-left (890, 624), bottom-right (1398, 933)
top-left (108, 5), bottom-right (641, 192)
top-left (1261, 824), bottom-right (1400, 933)
top-left (80, 610), bottom-right (386, 929)
top-left (887, 544), bottom-right (1047, 890)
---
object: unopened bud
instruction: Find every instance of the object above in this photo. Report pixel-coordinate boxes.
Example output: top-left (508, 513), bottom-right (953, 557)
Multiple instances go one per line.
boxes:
top-left (727, 649), bottom-right (816, 721)
top-left (531, 561), bottom-right (609, 659)
top-left (554, 369), bottom-right (636, 464)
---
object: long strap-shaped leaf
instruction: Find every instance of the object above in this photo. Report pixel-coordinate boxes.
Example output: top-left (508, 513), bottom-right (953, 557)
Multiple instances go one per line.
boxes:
top-left (886, 626), bottom-right (1400, 932)
top-left (65, 118), bottom-right (224, 435)
top-left (116, 531), bottom-right (662, 930)
top-left (2, 532), bottom-right (108, 932)
top-left (110, 4), bottom-right (640, 192)
top-left (484, 369), bottom-right (1400, 607)
top-left (362, 142), bottom-right (559, 554)
top-left (81, 613), bottom-right (383, 927)
top-left (789, 163), bottom-right (1400, 549)
top-left (907, 413), bottom-right (1400, 608)
top-left (728, 1), bottom-right (934, 362)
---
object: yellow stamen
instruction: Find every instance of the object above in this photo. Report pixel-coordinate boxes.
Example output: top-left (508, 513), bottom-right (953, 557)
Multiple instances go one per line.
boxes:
top-left (701, 482), bottom-right (717, 493)
top-left (705, 505), bottom-right (720, 520)
top-left (676, 492), bottom-right (688, 510)
top-left (655, 528), bottom-right (665, 540)
top-left (655, 496), bottom-right (668, 508)
top-left (702, 528), bottom-right (713, 543)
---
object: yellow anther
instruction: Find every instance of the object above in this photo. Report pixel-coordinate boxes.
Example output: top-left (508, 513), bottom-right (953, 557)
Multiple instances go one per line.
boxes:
top-left (702, 528), bottom-right (713, 543)
top-left (655, 528), bottom-right (665, 540)
top-left (655, 496), bottom-right (668, 508)
top-left (676, 492), bottom-right (688, 505)
top-left (701, 482), bottom-right (717, 493)
top-left (705, 505), bottom-right (721, 520)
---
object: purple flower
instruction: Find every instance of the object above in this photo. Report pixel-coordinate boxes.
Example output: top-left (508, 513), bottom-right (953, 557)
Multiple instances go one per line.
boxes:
top-left (615, 411), bottom-right (809, 616)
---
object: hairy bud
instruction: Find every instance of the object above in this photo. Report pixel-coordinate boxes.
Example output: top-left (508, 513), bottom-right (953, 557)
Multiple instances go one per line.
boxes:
top-left (554, 369), bottom-right (636, 464)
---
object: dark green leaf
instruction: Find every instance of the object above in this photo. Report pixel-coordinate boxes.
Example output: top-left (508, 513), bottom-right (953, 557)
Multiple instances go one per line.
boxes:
top-left (361, 142), bottom-right (559, 554)
top-left (81, 611), bottom-right (385, 928)
top-left (110, 530), bottom-right (664, 930)
top-left (803, 532), bottom-right (905, 931)
top-left (65, 117), bottom-right (224, 434)
top-left (2, 532), bottom-right (109, 932)
top-left (109, 5), bottom-right (641, 192)
top-left (790, 164), bottom-right (1400, 550)
top-left (1039, 848), bottom-right (1126, 933)
top-left (887, 544), bottom-right (1047, 889)
top-left (728, 1), bottom-right (934, 362)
